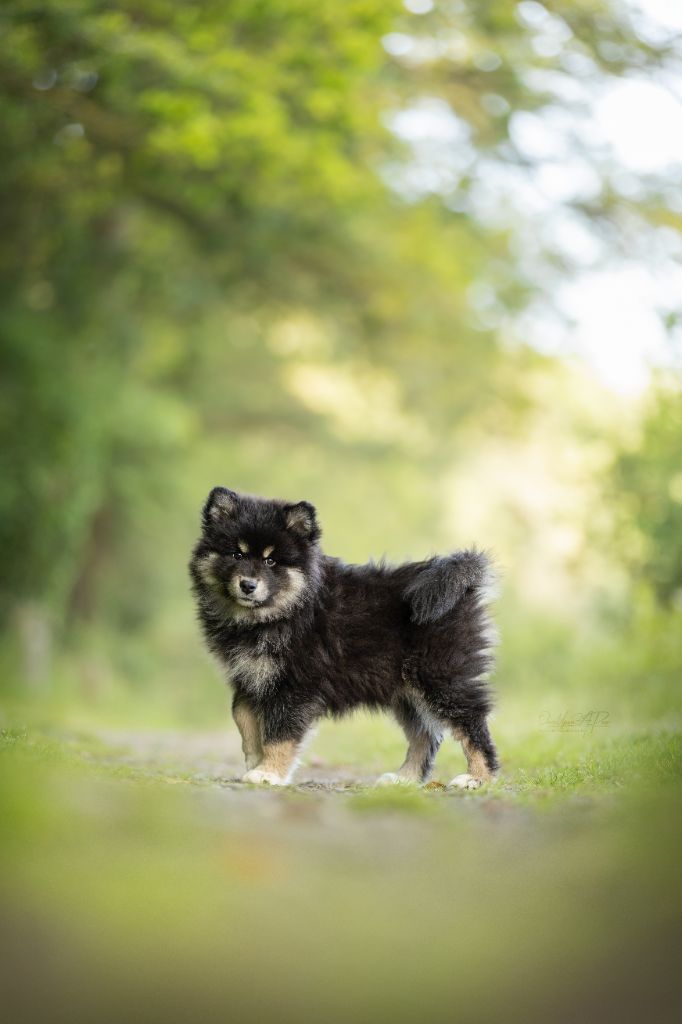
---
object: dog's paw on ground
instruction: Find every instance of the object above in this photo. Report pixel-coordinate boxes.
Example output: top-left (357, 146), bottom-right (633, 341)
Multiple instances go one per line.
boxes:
top-left (242, 769), bottom-right (287, 786)
top-left (375, 772), bottom-right (416, 787)
top-left (448, 773), bottom-right (484, 790)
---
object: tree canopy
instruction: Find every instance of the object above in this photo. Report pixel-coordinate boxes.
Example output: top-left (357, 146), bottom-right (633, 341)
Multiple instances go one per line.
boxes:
top-left (1, 0), bottom-right (680, 636)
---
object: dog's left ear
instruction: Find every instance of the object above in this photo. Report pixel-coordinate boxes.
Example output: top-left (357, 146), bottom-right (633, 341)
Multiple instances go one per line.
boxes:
top-left (283, 501), bottom-right (320, 542)
top-left (202, 487), bottom-right (239, 528)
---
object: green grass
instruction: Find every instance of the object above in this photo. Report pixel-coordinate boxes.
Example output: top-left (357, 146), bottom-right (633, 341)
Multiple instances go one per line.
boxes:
top-left (1, 699), bottom-right (681, 1024)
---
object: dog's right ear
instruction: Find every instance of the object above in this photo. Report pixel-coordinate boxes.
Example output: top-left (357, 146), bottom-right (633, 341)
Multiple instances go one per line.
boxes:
top-left (202, 487), bottom-right (239, 528)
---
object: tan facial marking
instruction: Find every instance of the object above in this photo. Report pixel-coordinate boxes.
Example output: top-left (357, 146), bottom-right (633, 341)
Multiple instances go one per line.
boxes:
top-left (262, 545), bottom-right (274, 558)
top-left (283, 567), bottom-right (305, 602)
top-left (198, 551), bottom-right (219, 585)
top-left (237, 540), bottom-right (249, 554)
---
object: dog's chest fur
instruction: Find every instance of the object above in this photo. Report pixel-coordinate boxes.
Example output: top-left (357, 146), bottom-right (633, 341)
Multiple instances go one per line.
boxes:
top-left (217, 625), bottom-right (291, 693)
top-left (224, 647), bottom-right (279, 690)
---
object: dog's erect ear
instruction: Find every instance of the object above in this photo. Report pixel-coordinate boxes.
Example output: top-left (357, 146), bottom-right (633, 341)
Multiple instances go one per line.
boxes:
top-left (202, 487), bottom-right (239, 528)
top-left (283, 501), bottom-right (320, 542)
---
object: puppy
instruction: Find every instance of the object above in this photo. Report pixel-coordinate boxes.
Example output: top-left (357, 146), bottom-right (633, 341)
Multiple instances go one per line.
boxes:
top-left (189, 488), bottom-right (499, 788)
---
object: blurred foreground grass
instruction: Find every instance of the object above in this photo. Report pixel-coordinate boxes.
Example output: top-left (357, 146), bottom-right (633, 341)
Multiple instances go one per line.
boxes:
top-left (1, 699), bottom-right (681, 1024)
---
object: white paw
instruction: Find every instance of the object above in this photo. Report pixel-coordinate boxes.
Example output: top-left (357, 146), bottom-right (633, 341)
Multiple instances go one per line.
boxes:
top-left (375, 772), bottom-right (415, 787)
top-left (448, 773), bottom-right (483, 790)
top-left (242, 769), bottom-right (287, 786)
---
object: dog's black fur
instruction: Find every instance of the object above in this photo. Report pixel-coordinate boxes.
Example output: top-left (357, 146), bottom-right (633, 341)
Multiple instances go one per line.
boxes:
top-left (189, 487), bottom-right (499, 787)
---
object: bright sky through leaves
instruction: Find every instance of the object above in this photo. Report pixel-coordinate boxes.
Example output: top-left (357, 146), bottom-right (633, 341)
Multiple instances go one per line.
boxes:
top-left (385, 0), bottom-right (682, 394)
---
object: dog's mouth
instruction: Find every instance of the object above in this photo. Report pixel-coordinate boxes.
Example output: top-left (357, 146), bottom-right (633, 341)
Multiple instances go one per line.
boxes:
top-left (235, 597), bottom-right (265, 608)
top-left (224, 585), bottom-right (267, 609)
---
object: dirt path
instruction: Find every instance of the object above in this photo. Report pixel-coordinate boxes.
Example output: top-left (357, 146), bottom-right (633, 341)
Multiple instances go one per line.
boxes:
top-left (74, 725), bottom-right (383, 791)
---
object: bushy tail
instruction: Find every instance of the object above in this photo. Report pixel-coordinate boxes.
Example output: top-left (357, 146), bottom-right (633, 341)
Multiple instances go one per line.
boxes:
top-left (403, 550), bottom-right (495, 625)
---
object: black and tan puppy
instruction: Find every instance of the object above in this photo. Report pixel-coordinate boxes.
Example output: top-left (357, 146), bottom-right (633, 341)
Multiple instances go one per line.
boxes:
top-left (190, 488), bottom-right (499, 788)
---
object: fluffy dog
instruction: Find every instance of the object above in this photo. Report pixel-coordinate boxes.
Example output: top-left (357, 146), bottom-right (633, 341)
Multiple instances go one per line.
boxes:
top-left (189, 488), bottom-right (499, 788)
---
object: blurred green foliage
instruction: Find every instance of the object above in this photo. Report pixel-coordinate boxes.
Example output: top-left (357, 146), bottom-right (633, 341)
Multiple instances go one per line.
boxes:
top-left (0, 0), bottom-right (680, 713)
top-left (611, 384), bottom-right (682, 605)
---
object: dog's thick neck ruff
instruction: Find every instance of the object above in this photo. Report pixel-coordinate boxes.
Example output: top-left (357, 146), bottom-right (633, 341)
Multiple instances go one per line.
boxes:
top-left (195, 562), bottom-right (324, 694)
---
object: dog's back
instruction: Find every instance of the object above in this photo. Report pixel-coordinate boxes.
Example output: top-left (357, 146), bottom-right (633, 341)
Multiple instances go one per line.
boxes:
top-left (292, 552), bottom-right (499, 783)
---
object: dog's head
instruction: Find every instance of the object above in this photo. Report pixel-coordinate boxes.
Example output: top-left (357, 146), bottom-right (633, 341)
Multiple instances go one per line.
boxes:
top-left (190, 487), bottom-right (322, 623)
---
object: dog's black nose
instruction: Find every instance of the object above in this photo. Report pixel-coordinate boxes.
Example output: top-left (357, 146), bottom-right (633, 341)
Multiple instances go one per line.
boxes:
top-left (239, 578), bottom-right (257, 595)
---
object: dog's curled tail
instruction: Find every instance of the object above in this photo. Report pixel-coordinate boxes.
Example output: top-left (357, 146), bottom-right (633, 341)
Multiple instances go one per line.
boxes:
top-left (403, 550), bottom-right (496, 625)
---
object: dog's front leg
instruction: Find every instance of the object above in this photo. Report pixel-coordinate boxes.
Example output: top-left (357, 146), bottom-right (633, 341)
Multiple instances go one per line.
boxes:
top-left (242, 739), bottom-right (302, 786)
top-left (241, 697), bottom-right (311, 786)
top-left (232, 698), bottom-right (263, 772)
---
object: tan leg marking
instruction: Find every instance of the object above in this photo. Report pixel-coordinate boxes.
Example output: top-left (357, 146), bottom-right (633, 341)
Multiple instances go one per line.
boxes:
top-left (242, 740), bottom-right (300, 786)
top-left (376, 733), bottom-right (434, 786)
top-left (233, 703), bottom-right (263, 771)
top-left (449, 730), bottom-right (495, 790)
top-left (462, 736), bottom-right (492, 779)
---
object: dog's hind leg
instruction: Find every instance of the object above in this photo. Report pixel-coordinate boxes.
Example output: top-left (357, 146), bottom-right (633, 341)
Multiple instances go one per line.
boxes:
top-left (448, 717), bottom-right (499, 790)
top-left (376, 695), bottom-right (442, 786)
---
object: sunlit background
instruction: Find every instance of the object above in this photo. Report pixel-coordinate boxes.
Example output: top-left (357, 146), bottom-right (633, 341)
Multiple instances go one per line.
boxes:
top-left (1, 2), bottom-right (681, 1022)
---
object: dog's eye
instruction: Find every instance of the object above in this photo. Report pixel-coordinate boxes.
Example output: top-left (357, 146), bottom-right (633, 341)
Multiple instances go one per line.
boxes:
top-left (232, 552), bottom-right (243, 560)
top-left (264, 557), bottom-right (276, 566)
